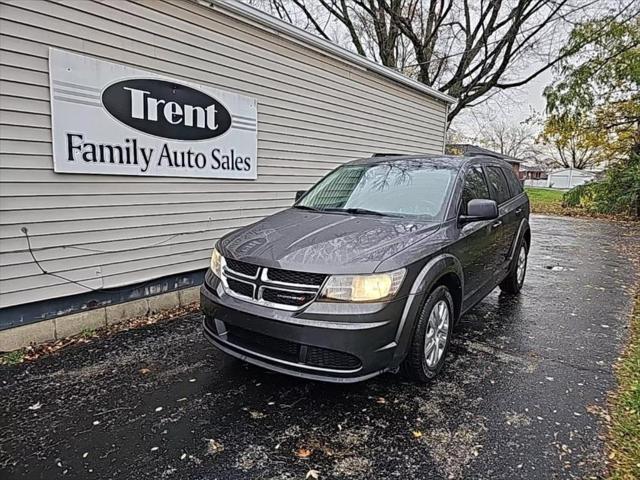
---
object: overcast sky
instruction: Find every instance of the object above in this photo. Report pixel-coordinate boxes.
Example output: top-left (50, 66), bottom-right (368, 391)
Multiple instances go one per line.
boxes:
top-left (452, 68), bottom-right (553, 138)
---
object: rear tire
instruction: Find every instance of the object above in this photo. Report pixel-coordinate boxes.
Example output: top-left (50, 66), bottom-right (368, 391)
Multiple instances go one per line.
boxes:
top-left (400, 285), bottom-right (454, 382)
top-left (500, 239), bottom-right (528, 294)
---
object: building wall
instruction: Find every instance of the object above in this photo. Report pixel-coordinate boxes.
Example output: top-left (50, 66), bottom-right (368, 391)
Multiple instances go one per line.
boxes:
top-left (547, 169), bottom-right (596, 189)
top-left (0, 0), bottom-right (448, 310)
top-left (524, 179), bottom-right (548, 188)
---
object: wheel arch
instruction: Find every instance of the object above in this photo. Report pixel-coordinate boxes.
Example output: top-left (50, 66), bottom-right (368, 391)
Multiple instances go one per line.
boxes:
top-left (391, 253), bottom-right (464, 368)
top-left (411, 255), bottom-right (463, 315)
top-left (508, 218), bottom-right (531, 262)
top-left (430, 271), bottom-right (462, 322)
top-left (397, 254), bottom-right (464, 340)
top-left (523, 225), bottom-right (531, 250)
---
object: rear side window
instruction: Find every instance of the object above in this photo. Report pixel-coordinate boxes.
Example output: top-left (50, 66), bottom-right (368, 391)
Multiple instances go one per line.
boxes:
top-left (486, 166), bottom-right (511, 204)
top-left (502, 166), bottom-right (523, 196)
top-left (461, 166), bottom-right (490, 214)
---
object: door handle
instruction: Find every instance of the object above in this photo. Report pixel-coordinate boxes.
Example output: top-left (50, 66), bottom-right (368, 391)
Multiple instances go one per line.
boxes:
top-left (515, 208), bottom-right (523, 215)
top-left (492, 220), bottom-right (502, 229)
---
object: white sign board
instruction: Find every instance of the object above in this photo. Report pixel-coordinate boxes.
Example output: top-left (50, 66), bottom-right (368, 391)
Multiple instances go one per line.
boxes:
top-left (49, 49), bottom-right (258, 179)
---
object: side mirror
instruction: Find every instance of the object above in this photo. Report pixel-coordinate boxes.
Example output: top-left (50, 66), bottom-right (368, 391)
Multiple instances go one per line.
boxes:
top-left (295, 190), bottom-right (306, 202)
top-left (460, 199), bottom-right (498, 223)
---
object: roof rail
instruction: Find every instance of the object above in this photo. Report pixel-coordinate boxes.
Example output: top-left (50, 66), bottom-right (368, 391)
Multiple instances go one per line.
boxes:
top-left (463, 152), bottom-right (504, 160)
top-left (370, 153), bottom-right (408, 157)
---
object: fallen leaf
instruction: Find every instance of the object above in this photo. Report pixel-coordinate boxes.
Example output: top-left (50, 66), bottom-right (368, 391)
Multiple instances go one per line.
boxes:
top-left (412, 431), bottom-right (423, 438)
top-left (139, 368), bottom-right (151, 374)
top-left (295, 447), bottom-right (313, 459)
top-left (28, 402), bottom-right (42, 410)
top-left (376, 397), bottom-right (387, 404)
top-left (306, 469), bottom-right (320, 479)
top-left (205, 438), bottom-right (223, 455)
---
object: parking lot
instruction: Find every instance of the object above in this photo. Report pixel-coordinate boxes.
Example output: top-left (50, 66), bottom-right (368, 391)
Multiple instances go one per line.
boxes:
top-left (1, 214), bottom-right (638, 479)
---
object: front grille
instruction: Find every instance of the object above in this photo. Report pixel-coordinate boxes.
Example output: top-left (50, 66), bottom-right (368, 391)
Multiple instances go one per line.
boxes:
top-left (266, 268), bottom-right (326, 286)
top-left (225, 258), bottom-right (258, 277)
top-left (221, 258), bottom-right (323, 310)
top-left (226, 325), bottom-right (299, 362)
top-left (262, 288), bottom-right (316, 306)
top-left (222, 325), bottom-right (361, 371)
top-left (227, 278), bottom-right (253, 298)
top-left (306, 346), bottom-right (361, 370)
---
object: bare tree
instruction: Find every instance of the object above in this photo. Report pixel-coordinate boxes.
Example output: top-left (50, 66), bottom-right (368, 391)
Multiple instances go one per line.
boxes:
top-left (474, 121), bottom-right (539, 160)
top-left (445, 125), bottom-right (471, 145)
top-left (251, 0), bottom-right (638, 122)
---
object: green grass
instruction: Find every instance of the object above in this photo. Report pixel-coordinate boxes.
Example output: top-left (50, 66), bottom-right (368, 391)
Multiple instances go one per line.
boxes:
top-left (524, 187), bottom-right (565, 214)
top-left (1, 349), bottom-right (25, 365)
top-left (608, 295), bottom-right (640, 479)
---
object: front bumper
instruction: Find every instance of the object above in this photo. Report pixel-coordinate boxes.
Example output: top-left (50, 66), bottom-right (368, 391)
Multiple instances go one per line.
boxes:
top-left (200, 270), bottom-right (414, 383)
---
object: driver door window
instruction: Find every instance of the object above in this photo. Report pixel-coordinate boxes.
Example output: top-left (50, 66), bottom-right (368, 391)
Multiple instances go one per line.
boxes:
top-left (461, 166), bottom-right (490, 214)
top-left (486, 166), bottom-right (512, 205)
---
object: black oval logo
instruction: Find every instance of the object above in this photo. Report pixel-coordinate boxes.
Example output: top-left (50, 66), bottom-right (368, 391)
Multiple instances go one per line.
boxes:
top-left (101, 79), bottom-right (231, 140)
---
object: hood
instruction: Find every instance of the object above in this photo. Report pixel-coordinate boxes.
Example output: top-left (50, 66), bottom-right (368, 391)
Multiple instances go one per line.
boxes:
top-left (218, 208), bottom-right (440, 274)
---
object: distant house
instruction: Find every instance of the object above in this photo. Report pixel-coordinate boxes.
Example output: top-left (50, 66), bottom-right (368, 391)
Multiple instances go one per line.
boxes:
top-left (446, 144), bottom-right (522, 177)
top-left (546, 168), bottom-right (597, 189)
top-left (521, 164), bottom-right (549, 187)
top-left (521, 164), bottom-right (548, 181)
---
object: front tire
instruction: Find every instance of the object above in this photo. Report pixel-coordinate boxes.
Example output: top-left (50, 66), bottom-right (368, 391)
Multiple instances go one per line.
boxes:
top-left (500, 240), bottom-right (528, 294)
top-left (400, 285), bottom-right (454, 382)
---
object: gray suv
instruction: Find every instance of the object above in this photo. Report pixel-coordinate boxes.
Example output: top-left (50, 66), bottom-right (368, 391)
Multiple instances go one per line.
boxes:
top-left (201, 154), bottom-right (530, 383)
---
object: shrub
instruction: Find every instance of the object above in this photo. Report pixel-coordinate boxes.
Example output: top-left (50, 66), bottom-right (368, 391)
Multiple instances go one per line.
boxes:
top-left (562, 152), bottom-right (640, 218)
top-left (562, 182), bottom-right (599, 208)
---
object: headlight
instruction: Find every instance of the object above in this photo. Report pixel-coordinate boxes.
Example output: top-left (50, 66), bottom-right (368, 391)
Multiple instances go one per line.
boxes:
top-left (210, 246), bottom-right (222, 278)
top-left (319, 268), bottom-right (405, 302)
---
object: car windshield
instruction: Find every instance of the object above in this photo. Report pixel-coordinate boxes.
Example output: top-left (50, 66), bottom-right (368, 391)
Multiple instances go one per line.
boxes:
top-left (296, 161), bottom-right (456, 219)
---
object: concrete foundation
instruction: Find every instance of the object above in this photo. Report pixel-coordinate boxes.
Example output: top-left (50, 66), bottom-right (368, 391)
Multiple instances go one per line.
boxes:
top-left (0, 286), bottom-right (201, 352)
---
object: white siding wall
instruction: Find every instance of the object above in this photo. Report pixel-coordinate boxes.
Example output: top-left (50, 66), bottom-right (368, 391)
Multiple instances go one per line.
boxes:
top-left (0, 0), bottom-right (448, 309)
top-left (547, 170), bottom-right (596, 189)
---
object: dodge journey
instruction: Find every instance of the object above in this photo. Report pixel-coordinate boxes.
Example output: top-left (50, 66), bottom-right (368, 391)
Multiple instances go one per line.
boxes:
top-left (201, 154), bottom-right (530, 383)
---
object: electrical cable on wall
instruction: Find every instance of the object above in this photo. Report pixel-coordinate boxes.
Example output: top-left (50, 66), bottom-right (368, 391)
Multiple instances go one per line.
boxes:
top-left (21, 226), bottom-right (100, 292)
top-left (21, 227), bottom-right (205, 294)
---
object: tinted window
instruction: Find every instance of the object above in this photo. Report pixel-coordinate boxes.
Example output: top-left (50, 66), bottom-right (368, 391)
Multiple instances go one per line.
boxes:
top-left (502, 166), bottom-right (523, 196)
top-left (486, 166), bottom-right (511, 204)
top-left (461, 166), bottom-right (490, 214)
top-left (297, 161), bottom-right (457, 219)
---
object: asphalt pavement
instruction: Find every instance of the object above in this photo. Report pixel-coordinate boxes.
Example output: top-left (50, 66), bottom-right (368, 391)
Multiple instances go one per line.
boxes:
top-left (1, 214), bottom-right (638, 480)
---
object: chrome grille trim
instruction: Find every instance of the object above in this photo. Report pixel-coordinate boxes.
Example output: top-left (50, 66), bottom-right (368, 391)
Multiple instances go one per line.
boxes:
top-left (261, 269), bottom-right (321, 290)
top-left (222, 261), bottom-right (258, 280)
top-left (221, 258), bottom-right (324, 311)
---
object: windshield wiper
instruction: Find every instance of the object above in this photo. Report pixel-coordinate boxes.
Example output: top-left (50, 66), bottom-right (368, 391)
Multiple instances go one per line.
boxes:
top-left (322, 207), bottom-right (402, 217)
top-left (293, 205), bottom-right (321, 212)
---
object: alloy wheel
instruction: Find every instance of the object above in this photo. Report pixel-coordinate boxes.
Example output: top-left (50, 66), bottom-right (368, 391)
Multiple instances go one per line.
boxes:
top-left (424, 299), bottom-right (450, 368)
top-left (517, 245), bottom-right (527, 286)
